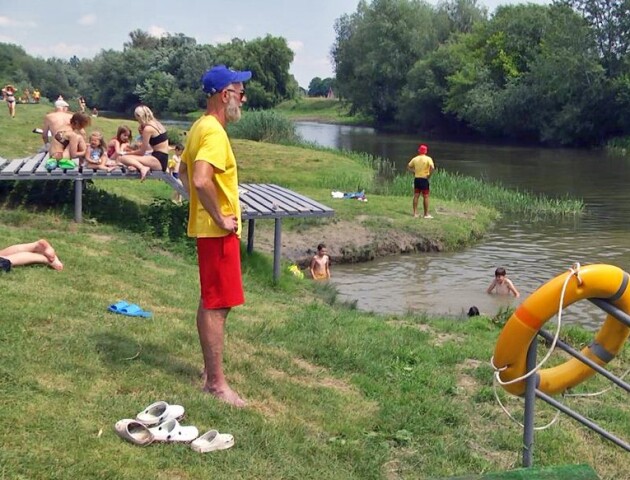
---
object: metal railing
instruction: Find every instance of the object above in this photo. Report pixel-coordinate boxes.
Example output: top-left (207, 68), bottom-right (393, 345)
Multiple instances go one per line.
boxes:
top-left (521, 297), bottom-right (630, 466)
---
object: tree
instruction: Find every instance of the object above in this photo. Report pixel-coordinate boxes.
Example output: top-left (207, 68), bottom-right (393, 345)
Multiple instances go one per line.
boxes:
top-left (332, 0), bottom-right (439, 125)
top-left (556, 0), bottom-right (630, 75)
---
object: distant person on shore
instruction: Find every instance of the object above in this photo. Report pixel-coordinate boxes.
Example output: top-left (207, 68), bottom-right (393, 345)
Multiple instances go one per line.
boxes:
top-left (33, 88), bottom-right (41, 103)
top-left (118, 105), bottom-right (169, 181)
top-left (78, 96), bottom-right (87, 113)
top-left (3, 84), bottom-right (17, 118)
top-left (407, 144), bottom-right (435, 219)
top-left (179, 63), bottom-right (251, 408)
top-left (91, 106), bottom-right (98, 117)
top-left (42, 98), bottom-right (73, 153)
top-left (310, 243), bottom-right (331, 280)
top-left (47, 112), bottom-right (90, 171)
top-left (487, 267), bottom-right (520, 297)
top-left (0, 239), bottom-right (63, 272)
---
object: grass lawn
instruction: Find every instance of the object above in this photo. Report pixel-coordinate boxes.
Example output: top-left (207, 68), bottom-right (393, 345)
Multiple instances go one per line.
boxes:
top-left (274, 97), bottom-right (371, 125)
top-left (0, 103), bottom-right (626, 480)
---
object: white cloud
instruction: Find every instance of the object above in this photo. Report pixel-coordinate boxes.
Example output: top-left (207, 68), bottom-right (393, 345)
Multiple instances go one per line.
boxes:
top-left (78, 14), bottom-right (97, 26)
top-left (0, 34), bottom-right (16, 43)
top-left (148, 25), bottom-right (167, 37)
top-left (288, 40), bottom-right (304, 53)
top-left (0, 15), bottom-right (37, 28)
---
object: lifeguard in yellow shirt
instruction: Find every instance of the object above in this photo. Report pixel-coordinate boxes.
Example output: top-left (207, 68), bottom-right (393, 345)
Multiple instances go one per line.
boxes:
top-left (407, 144), bottom-right (435, 218)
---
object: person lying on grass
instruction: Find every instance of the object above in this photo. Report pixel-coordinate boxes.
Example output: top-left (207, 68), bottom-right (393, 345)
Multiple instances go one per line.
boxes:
top-left (0, 239), bottom-right (63, 272)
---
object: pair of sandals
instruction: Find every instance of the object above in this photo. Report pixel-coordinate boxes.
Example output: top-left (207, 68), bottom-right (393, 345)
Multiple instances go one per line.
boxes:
top-left (114, 401), bottom-right (234, 452)
top-left (108, 300), bottom-right (152, 318)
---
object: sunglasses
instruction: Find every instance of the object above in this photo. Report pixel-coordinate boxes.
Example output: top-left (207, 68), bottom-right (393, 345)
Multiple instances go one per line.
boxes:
top-left (224, 88), bottom-right (246, 100)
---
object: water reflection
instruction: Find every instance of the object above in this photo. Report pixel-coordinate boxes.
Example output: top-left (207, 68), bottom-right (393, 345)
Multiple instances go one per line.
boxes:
top-left (296, 122), bottom-right (630, 327)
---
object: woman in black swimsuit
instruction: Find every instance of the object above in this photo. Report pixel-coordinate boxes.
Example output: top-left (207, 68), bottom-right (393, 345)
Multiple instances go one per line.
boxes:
top-left (118, 105), bottom-right (170, 181)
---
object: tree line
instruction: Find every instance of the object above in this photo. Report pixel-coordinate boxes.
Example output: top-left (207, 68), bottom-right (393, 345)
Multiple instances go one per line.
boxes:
top-left (0, 31), bottom-right (298, 115)
top-left (332, 0), bottom-right (630, 146)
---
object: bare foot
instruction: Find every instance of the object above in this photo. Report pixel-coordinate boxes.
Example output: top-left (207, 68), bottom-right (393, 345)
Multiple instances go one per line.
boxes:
top-left (35, 239), bottom-right (56, 263)
top-left (139, 166), bottom-right (151, 182)
top-left (49, 256), bottom-right (64, 271)
top-left (413, 213), bottom-right (419, 218)
top-left (203, 385), bottom-right (247, 408)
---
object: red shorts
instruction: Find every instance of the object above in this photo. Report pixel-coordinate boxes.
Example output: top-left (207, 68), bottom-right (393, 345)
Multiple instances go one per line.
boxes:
top-left (414, 177), bottom-right (430, 197)
top-left (197, 234), bottom-right (244, 309)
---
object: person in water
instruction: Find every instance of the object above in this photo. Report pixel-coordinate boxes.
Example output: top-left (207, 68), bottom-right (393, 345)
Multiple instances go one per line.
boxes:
top-left (487, 267), bottom-right (520, 297)
top-left (310, 243), bottom-right (331, 280)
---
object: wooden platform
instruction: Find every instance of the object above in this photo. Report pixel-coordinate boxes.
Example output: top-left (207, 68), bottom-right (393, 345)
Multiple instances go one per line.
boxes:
top-left (0, 152), bottom-right (334, 281)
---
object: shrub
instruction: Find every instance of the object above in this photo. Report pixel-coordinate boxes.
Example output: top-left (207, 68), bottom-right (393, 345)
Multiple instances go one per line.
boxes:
top-left (228, 110), bottom-right (300, 144)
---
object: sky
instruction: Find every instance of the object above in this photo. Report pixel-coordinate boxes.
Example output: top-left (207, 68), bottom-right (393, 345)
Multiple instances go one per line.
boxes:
top-left (0, 0), bottom-right (547, 89)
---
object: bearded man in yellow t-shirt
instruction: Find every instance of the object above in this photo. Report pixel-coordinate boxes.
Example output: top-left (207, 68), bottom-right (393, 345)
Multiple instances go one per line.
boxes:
top-left (180, 64), bottom-right (251, 408)
top-left (407, 144), bottom-right (436, 218)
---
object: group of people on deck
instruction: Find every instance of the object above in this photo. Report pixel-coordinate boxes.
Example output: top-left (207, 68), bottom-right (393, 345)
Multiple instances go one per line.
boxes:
top-left (42, 98), bottom-right (174, 180)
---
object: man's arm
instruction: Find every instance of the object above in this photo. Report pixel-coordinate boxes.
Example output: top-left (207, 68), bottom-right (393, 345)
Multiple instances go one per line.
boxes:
top-left (486, 279), bottom-right (496, 294)
top-left (179, 161), bottom-right (190, 195)
top-left (42, 115), bottom-right (50, 144)
top-left (325, 256), bottom-right (331, 278)
top-left (192, 160), bottom-right (237, 232)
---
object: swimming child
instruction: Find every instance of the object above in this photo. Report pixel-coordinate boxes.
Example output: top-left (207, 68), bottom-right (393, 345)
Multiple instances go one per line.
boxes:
top-left (487, 267), bottom-right (520, 297)
top-left (310, 243), bottom-right (331, 280)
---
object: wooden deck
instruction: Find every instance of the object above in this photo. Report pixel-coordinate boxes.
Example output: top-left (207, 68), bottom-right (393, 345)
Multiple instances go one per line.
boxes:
top-left (0, 152), bottom-right (334, 281)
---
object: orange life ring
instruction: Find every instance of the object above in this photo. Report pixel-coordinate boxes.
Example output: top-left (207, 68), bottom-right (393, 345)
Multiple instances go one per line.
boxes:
top-left (493, 264), bottom-right (630, 396)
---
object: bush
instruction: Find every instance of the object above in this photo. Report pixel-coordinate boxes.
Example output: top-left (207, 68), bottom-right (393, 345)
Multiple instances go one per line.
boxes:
top-left (227, 110), bottom-right (300, 144)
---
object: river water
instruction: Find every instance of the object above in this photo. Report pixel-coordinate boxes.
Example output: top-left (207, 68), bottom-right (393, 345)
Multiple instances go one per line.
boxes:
top-left (295, 122), bottom-right (630, 327)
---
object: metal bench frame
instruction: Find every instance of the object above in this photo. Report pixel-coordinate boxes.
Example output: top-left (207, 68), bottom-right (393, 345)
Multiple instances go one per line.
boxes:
top-left (0, 152), bottom-right (334, 281)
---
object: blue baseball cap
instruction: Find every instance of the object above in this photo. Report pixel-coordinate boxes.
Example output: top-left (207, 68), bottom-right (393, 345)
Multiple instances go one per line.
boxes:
top-left (201, 65), bottom-right (252, 95)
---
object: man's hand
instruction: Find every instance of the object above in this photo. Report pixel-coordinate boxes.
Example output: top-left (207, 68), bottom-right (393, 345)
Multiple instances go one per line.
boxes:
top-left (218, 215), bottom-right (238, 233)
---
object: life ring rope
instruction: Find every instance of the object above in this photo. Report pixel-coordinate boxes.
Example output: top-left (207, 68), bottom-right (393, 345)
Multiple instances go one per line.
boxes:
top-left (490, 263), bottom-right (583, 387)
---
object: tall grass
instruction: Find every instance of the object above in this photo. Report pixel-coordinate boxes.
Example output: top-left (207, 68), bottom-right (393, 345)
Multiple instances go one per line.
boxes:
top-left (228, 110), bottom-right (301, 144)
top-left (381, 170), bottom-right (584, 216)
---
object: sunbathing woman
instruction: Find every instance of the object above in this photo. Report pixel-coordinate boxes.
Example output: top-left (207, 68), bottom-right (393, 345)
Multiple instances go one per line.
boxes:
top-left (118, 105), bottom-right (169, 181)
top-left (0, 239), bottom-right (63, 272)
top-left (47, 112), bottom-right (91, 171)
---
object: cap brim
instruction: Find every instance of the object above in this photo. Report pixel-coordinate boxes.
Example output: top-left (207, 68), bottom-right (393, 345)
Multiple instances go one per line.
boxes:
top-left (233, 71), bottom-right (252, 83)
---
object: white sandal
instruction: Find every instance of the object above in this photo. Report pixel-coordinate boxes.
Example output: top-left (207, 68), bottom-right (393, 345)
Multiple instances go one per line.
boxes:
top-left (191, 429), bottom-right (234, 453)
top-left (135, 401), bottom-right (185, 426)
top-left (148, 418), bottom-right (199, 443)
top-left (114, 419), bottom-right (155, 446)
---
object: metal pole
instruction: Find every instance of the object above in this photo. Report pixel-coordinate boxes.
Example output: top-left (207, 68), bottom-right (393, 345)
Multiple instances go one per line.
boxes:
top-left (536, 390), bottom-right (630, 452)
top-left (522, 340), bottom-right (538, 467)
top-left (74, 178), bottom-right (83, 223)
top-left (589, 298), bottom-right (630, 328)
top-left (537, 329), bottom-right (630, 393)
top-left (273, 218), bottom-right (281, 283)
top-left (247, 219), bottom-right (255, 255)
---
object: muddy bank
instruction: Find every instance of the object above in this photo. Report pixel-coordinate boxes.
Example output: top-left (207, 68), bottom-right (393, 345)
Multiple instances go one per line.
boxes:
top-left (245, 220), bottom-right (445, 267)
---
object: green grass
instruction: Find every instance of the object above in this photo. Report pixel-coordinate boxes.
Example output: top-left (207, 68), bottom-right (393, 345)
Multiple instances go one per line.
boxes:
top-left (274, 97), bottom-right (372, 125)
top-left (0, 103), bottom-right (626, 479)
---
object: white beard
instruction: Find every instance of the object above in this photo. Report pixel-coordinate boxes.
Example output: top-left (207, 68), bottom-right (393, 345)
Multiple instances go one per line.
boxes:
top-left (226, 96), bottom-right (242, 123)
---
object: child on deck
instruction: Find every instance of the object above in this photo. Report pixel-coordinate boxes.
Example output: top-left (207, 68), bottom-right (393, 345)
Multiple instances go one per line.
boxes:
top-left (487, 267), bottom-right (520, 297)
top-left (107, 125), bottom-right (132, 163)
top-left (310, 243), bottom-right (331, 280)
top-left (168, 143), bottom-right (184, 204)
top-left (84, 131), bottom-right (114, 171)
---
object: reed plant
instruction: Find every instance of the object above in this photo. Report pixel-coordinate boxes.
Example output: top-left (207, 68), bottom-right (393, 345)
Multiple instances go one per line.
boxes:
top-left (382, 170), bottom-right (584, 217)
top-left (228, 110), bottom-right (301, 144)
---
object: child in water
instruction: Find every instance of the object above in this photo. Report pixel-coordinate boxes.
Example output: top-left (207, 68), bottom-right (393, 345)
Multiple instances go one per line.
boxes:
top-left (487, 267), bottom-right (520, 297)
top-left (310, 243), bottom-right (331, 280)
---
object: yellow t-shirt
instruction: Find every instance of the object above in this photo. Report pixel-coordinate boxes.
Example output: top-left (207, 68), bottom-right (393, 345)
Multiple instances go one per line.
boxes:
top-left (182, 114), bottom-right (241, 238)
top-left (408, 154), bottom-right (434, 178)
